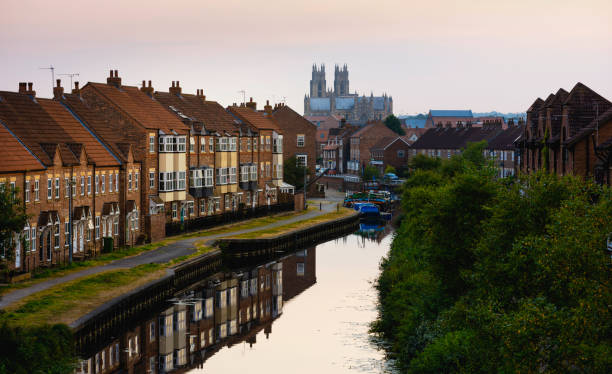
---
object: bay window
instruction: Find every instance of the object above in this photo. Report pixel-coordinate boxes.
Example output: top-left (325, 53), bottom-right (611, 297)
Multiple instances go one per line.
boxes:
top-left (240, 165), bottom-right (249, 182)
top-left (229, 167), bottom-right (237, 184)
top-left (250, 165), bottom-right (257, 181)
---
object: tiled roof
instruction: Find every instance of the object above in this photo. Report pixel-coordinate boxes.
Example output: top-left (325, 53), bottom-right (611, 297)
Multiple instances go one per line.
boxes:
top-left (487, 126), bottom-right (525, 150)
top-left (546, 88), bottom-right (569, 137)
top-left (85, 82), bottom-right (189, 133)
top-left (0, 122), bottom-right (45, 172)
top-left (411, 126), bottom-right (503, 150)
top-left (227, 106), bottom-right (280, 131)
top-left (61, 93), bottom-right (140, 162)
top-left (154, 92), bottom-right (240, 134)
top-left (527, 98), bottom-right (544, 113)
top-left (305, 115), bottom-right (342, 129)
top-left (271, 105), bottom-right (316, 132)
top-left (351, 122), bottom-right (396, 138)
top-left (563, 82), bottom-right (612, 138)
top-left (429, 110), bottom-right (473, 117)
top-left (38, 99), bottom-right (119, 167)
top-left (0, 91), bottom-right (81, 166)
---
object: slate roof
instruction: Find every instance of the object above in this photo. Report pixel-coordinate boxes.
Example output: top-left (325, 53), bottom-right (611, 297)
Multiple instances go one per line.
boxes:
top-left (227, 106), bottom-right (280, 131)
top-left (566, 107), bottom-right (612, 146)
top-left (351, 122), bottom-right (395, 138)
top-left (429, 110), bottom-right (473, 117)
top-left (487, 126), bottom-right (525, 150)
top-left (84, 82), bottom-right (189, 133)
top-left (335, 97), bottom-right (355, 110)
top-left (0, 121), bottom-right (45, 172)
top-left (309, 97), bottom-right (331, 111)
top-left (563, 82), bottom-right (612, 138)
top-left (154, 92), bottom-right (240, 134)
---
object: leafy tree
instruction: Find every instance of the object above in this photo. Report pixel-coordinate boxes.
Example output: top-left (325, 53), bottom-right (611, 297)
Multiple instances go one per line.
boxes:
top-left (384, 165), bottom-right (396, 175)
top-left (283, 156), bottom-right (310, 190)
top-left (363, 165), bottom-right (380, 181)
top-left (0, 186), bottom-right (29, 273)
top-left (384, 114), bottom-right (406, 135)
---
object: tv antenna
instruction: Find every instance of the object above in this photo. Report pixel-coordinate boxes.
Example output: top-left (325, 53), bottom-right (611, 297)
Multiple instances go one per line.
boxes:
top-left (238, 90), bottom-right (246, 105)
top-left (39, 65), bottom-right (55, 91)
top-left (58, 73), bottom-right (80, 89)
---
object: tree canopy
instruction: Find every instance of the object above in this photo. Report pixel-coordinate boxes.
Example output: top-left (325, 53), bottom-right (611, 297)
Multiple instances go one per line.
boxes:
top-left (283, 156), bottom-right (310, 190)
top-left (373, 142), bottom-right (612, 373)
top-left (0, 186), bottom-right (29, 272)
top-left (384, 114), bottom-right (405, 135)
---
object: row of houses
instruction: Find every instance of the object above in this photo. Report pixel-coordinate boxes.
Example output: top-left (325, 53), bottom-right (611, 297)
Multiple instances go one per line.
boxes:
top-left (516, 82), bottom-right (612, 184)
top-left (0, 71), bottom-right (316, 275)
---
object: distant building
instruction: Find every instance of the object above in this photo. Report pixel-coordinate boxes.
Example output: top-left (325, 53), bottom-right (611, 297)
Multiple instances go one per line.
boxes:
top-left (370, 136), bottom-right (412, 175)
top-left (347, 122), bottom-right (397, 175)
top-left (304, 114), bottom-right (342, 129)
top-left (303, 64), bottom-right (393, 124)
top-left (411, 121), bottom-right (524, 177)
top-left (425, 110), bottom-right (507, 129)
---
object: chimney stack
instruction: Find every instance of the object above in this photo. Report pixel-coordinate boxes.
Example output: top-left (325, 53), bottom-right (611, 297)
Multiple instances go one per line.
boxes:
top-left (245, 97), bottom-right (257, 110)
top-left (140, 80), bottom-right (154, 95)
top-left (264, 100), bottom-right (272, 114)
top-left (72, 81), bottom-right (80, 96)
top-left (18, 82), bottom-right (27, 94)
top-left (53, 79), bottom-right (64, 99)
top-left (107, 69), bottom-right (122, 87)
top-left (169, 81), bottom-right (182, 95)
top-left (25, 82), bottom-right (36, 97)
top-left (196, 89), bottom-right (206, 101)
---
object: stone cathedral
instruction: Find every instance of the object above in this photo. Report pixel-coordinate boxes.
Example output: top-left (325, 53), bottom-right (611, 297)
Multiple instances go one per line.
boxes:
top-left (303, 64), bottom-right (393, 124)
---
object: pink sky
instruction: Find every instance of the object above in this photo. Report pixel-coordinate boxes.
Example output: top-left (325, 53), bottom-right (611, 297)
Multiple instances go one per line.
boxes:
top-left (1, 0), bottom-right (611, 114)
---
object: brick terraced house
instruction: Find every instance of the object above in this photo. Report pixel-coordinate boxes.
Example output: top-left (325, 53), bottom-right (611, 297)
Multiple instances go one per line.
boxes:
top-left (346, 121), bottom-right (396, 176)
top-left (370, 136), bottom-right (412, 175)
top-left (516, 83), bottom-right (612, 184)
top-left (0, 81), bottom-right (131, 273)
top-left (79, 71), bottom-right (190, 241)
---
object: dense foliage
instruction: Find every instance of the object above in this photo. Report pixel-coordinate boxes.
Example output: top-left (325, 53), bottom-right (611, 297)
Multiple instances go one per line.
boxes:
top-left (384, 114), bottom-right (406, 136)
top-left (0, 321), bottom-right (76, 374)
top-left (373, 142), bottom-right (612, 373)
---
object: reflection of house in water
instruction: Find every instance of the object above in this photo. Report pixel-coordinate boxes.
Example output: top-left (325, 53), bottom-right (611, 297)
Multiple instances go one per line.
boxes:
top-left (76, 247), bottom-right (316, 374)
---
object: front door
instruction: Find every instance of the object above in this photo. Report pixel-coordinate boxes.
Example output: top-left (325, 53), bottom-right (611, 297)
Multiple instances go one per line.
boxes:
top-left (73, 224), bottom-right (77, 252)
top-left (15, 237), bottom-right (21, 268)
top-left (79, 224), bottom-right (84, 252)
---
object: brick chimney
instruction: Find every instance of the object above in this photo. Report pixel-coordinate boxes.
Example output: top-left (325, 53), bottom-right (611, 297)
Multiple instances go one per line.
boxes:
top-left (169, 81), bottom-right (182, 96)
top-left (140, 80), bottom-right (154, 96)
top-left (24, 82), bottom-right (36, 97)
top-left (72, 81), bottom-right (80, 96)
top-left (18, 82), bottom-right (27, 94)
top-left (465, 121), bottom-right (472, 129)
top-left (53, 79), bottom-right (64, 99)
top-left (107, 69), bottom-right (122, 87)
top-left (196, 89), bottom-right (206, 101)
top-left (245, 97), bottom-right (257, 110)
top-left (264, 100), bottom-right (272, 114)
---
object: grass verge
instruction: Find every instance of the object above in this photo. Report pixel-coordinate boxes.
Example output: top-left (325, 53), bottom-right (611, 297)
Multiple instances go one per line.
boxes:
top-left (0, 209), bottom-right (312, 296)
top-left (225, 207), bottom-right (356, 239)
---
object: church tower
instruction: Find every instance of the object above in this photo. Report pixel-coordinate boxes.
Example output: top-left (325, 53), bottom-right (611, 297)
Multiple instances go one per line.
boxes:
top-left (310, 64), bottom-right (327, 98)
top-left (334, 64), bottom-right (349, 96)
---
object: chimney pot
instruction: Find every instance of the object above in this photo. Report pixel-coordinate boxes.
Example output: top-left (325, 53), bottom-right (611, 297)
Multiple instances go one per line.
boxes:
top-left (56, 79), bottom-right (61, 87)
top-left (28, 82), bottom-right (33, 91)
top-left (114, 70), bottom-right (118, 77)
top-left (148, 80), bottom-right (151, 88)
top-left (172, 81), bottom-right (175, 88)
top-left (18, 82), bottom-right (27, 93)
top-left (176, 81), bottom-right (179, 87)
top-left (142, 80), bottom-right (146, 88)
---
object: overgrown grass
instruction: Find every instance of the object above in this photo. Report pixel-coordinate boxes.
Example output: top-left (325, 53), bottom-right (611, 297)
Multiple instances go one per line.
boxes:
top-left (227, 208), bottom-right (355, 239)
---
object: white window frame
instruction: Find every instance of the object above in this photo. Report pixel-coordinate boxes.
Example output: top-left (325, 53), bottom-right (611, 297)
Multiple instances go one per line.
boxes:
top-left (80, 176), bottom-right (85, 195)
top-left (54, 178), bottom-right (59, 199)
top-left (150, 171), bottom-right (155, 189)
top-left (149, 135), bottom-right (155, 153)
top-left (47, 178), bottom-right (52, 200)
top-left (297, 134), bottom-right (305, 147)
top-left (101, 174), bottom-right (105, 193)
top-left (95, 216), bottom-right (100, 239)
top-left (25, 180), bottom-right (30, 203)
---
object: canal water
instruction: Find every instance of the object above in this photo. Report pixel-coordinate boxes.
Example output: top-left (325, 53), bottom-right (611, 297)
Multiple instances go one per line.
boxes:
top-left (76, 222), bottom-right (396, 374)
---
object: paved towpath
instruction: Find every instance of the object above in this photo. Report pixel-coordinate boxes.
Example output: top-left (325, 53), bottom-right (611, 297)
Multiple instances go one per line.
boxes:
top-left (0, 195), bottom-right (344, 309)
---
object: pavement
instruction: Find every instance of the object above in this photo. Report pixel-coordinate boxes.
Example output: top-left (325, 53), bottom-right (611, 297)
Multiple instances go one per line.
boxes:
top-left (0, 193), bottom-right (345, 309)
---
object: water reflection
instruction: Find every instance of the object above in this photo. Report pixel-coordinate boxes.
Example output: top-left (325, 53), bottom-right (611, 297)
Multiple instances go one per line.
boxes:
top-left (75, 247), bottom-right (317, 374)
top-left (76, 220), bottom-right (393, 374)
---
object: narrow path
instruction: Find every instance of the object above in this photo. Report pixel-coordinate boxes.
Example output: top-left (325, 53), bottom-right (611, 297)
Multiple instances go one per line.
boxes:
top-left (0, 196), bottom-right (343, 309)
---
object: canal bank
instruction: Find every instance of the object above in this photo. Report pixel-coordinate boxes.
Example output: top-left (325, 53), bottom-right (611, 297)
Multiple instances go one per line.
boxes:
top-left (71, 216), bottom-right (394, 374)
